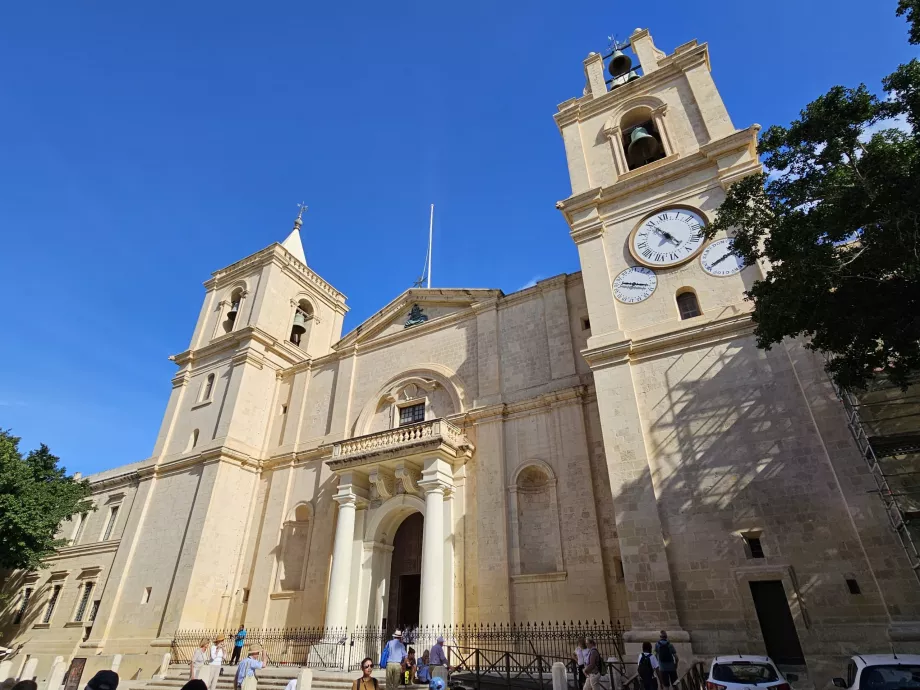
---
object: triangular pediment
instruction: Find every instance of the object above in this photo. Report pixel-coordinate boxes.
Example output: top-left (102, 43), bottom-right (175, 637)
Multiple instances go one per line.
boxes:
top-left (335, 288), bottom-right (502, 349)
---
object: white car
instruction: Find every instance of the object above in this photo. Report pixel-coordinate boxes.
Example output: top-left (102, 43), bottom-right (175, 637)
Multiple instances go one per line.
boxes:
top-left (832, 654), bottom-right (920, 690)
top-left (706, 656), bottom-right (798, 690)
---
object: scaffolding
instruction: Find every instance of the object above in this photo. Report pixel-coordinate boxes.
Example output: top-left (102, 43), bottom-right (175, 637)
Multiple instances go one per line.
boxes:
top-left (830, 372), bottom-right (920, 583)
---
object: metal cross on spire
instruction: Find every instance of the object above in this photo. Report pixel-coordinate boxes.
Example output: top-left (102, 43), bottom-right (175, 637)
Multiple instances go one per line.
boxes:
top-left (294, 202), bottom-right (308, 229)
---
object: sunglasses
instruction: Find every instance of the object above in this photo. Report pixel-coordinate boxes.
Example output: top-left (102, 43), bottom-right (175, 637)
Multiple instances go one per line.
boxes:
top-left (363, 664), bottom-right (373, 669)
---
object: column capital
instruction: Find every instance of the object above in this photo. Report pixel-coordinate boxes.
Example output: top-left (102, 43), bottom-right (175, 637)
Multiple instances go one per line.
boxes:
top-left (417, 477), bottom-right (452, 495)
top-left (333, 486), bottom-right (368, 509)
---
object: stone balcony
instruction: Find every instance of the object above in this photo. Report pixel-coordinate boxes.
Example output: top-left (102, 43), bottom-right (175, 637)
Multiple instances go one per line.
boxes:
top-left (328, 418), bottom-right (474, 470)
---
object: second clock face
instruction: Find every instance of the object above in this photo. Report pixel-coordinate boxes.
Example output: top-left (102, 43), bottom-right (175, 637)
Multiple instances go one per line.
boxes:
top-left (700, 237), bottom-right (746, 276)
top-left (613, 266), bottom-right (657, 304)
top-left (630, 208), bottom-right (707, 268)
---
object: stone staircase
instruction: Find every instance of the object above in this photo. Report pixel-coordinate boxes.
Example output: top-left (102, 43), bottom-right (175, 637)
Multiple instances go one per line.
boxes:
top-left (136, 665), bottom-right (368, 690)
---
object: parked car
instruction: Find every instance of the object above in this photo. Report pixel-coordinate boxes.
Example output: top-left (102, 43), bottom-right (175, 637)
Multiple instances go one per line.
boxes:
top-left (706, 656), bottom-right (798, 690)
top-left (832, 655), bottom-right (920, 690)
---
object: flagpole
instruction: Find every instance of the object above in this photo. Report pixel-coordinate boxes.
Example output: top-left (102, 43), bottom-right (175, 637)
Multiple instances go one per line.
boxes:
top-left (427, 204), bottom-right (434, 289)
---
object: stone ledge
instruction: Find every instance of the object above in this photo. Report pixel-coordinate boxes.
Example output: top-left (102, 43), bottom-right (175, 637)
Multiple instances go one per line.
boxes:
top-left (511, 571), bottom-right (568, 584)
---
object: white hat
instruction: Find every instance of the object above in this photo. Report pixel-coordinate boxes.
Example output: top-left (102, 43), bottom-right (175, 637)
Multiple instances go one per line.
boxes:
top-left (437, 636), bottom-right (445, 644)
top-left (393, 630), bottom-right (403, 638)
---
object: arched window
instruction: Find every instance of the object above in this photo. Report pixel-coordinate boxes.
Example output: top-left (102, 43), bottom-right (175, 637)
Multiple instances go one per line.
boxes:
top-left (201, 374), bottom-right (215, 402)
top-left (222, 287), bottom-right (244, 334)
top-left (289, 299), bottom-right (314, 348)
top-left (621, 107), bottom-right (666, 170)
top-left (508, 463), bottom-right (565, 577)
top-left (186, 429), bottom-right (199, 451)
top-left (677, 291), bottom-right (702, 320)
top-left (277, 503), bottom-right (313, 592)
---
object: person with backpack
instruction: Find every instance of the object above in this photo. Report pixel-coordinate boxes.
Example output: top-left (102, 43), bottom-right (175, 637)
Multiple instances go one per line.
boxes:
top-left (637, 641), bottom-right (660, 690)
top-left (353, 657), bottom-right (378, 690)
top-left (654, 631), bottom-right (678, 688)
top-left (582, 637), bottom-right (603, 690)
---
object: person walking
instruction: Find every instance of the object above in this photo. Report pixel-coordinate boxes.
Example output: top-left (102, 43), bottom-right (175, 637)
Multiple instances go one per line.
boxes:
top-left (382, 630), bottom-right (407, 690)
top-left (235, 646), bottom-right (265, 690)
top-left (654, 631), bottom-right (678, 689)
top-left (638, 642), bottom-right (660, 690)
top-left (230, 626), bottom-right (247, 665)
top-left (353, 657), bottom-right (378, 690)
top-left (191, 638), bottom-right (210, 680)
top-left (429, 637), bottom-right (449, 682)
top-left (572, 636), bottom-right (588, 689)
top-left (582, 637), bottom-right (602, 690)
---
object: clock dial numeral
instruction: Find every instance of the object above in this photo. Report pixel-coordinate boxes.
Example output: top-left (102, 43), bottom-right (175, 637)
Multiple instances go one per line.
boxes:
top-left (629, 207), bottom-right (708, 268)
top-left (700, 237), bottom-right (747, 277)
top-left (613, 266), bottom-right (658, 304)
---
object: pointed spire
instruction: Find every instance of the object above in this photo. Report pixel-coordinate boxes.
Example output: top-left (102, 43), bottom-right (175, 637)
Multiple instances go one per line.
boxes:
top-left (281, 202), bottom-right (308, 264)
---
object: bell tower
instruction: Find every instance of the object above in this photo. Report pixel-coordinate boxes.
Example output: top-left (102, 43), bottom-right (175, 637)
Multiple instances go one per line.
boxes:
top-left (555, 29), bottom-right (761, 654)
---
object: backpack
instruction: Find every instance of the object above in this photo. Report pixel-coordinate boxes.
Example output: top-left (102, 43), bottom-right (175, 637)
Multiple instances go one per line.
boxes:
top-left (656, 641), bottom-right (674, 665)
top-left (638, 654), bottom-right (654, 681)
top-left (589, 648), bottom-right (606, 676)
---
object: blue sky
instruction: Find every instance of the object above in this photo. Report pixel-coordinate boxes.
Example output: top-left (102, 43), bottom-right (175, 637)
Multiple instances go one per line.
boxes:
top-left (0, 1), bottom-right (915, 476)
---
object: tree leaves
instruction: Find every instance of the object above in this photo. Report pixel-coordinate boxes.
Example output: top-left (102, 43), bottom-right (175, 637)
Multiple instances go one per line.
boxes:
top-left (0, 430), bottom-right (93, 571)
top-left (707, 7), bottom-right (920, 390)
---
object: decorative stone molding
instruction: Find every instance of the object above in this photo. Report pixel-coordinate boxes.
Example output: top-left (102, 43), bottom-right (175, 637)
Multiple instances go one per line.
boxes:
top-left (329, 419), bottom-right (474, 470)
top-left (369, 467), bottom-right (396, 500)
top-left (394, 464), bottom-right (421, 496)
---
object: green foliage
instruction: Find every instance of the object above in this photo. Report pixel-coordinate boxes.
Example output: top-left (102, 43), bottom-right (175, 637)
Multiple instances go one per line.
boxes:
top-left (707, 5), bottom-right (920, 391)
top-left (0, 430), bottom-right (93, 571)
top-left (897, 0), bottom-right (920, 44)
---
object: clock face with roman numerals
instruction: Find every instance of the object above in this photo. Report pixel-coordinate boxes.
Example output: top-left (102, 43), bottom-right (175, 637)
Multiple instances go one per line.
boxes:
top-left (629, 208), bottom-right (707, 268)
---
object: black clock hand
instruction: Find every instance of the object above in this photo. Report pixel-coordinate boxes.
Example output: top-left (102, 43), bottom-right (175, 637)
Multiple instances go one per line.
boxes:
top-left (710, 252), bottom-right (733, 267)
top-left (619, 281), bottom-right (649, 288)
top-left (653, 228), bottom-right (681, 245)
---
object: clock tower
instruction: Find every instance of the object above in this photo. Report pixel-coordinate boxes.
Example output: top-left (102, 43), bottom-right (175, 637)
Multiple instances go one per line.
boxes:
top-left (555, 29), bottom-right (762, 656)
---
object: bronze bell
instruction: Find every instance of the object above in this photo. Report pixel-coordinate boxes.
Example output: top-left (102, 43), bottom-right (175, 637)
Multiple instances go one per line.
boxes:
top-left (227, 301), bottom-right (240, 321)
top-left (626, 69), bottom-right (640, 82)
top-left (291, 309), bottom-right (309, 336)
top-left (608, 49), bottom-right (632, 78)
top-left (627, 126), bottom-right (661, 164)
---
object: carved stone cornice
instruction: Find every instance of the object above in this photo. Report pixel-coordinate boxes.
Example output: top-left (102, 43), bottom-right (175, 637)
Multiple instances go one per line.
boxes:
top-left (394, 464), bottom-right (421, 496)
top-left (369, 467), bottom-right (395, 500)
top-left (45, 540), bottom-right (120, 562)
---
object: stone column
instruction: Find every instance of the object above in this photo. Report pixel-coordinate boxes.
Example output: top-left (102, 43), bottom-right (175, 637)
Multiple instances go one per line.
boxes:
top-left (324, 487), bottom-right (359, 628)
top-left (419, 458), bottom-right (453, 626)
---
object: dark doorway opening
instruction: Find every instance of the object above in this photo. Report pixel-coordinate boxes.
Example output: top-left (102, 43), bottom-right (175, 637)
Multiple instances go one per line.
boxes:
top-left (398, 574), bottom-right (421, 626)
top-left (387, 512), bottom-right (423, 629)
top-left (749, 580), bottom-right (805, 665)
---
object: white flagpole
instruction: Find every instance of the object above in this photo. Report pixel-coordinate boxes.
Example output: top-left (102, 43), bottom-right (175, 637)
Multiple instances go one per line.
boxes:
top-left (427, 204), bottom-right (434, 289)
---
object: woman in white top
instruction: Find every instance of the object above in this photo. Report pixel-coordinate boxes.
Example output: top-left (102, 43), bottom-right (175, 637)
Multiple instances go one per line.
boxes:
top-left (210, 635), bottom-right (227, 668)
top-left (191, 638), bottom-right (210, 679)
top-left (572, 637), bottom-right (588, 689)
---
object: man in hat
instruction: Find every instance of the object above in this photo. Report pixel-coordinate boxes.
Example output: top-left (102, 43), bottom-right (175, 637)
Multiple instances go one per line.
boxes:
top-left (428, 636), bottom-right (448, 682)
top-left (383, 630), bottom-right (407, 690)
top-left (85, 671), bottom-right (119, 690)
top-left (236, 645), bottom-right (265, 690)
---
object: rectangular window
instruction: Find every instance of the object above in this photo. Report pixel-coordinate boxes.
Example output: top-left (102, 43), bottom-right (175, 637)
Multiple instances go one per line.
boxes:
top-left (399, 403), bottom-right (426, 426)
top-left (73, 513), bottom-right (88, 545)
top-left (102, 506), bottom-right (119, 541)
top-left (745, 536), bottom-right (765, 559)
top-left (43, 585), bottom-right (62, 624)
top-left (89, 600), bottom-right (100, 622)
top-left (846, 578), bottom-right (861, 595)
top-left (581, 317), bottom-right (591, 332)
top-left (241, 588), bottom-right (250, 604)
top-left (14, 588), bottom-right (32, 624)
top-left (142, 587), bottom-right (151, 604)
top-left (74, 583), bottom-right (94, 622)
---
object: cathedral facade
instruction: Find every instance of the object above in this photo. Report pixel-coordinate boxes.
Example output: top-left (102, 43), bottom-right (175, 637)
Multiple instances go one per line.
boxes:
top-left (3, 29), bottom-right (919, 689)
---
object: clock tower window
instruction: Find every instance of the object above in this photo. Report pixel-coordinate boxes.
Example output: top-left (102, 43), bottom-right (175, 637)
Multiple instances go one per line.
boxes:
top-left (676, 290), bottom-right (702, 320)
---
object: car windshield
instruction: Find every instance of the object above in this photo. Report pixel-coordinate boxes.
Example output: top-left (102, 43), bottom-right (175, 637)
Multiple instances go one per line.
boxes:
top-left (712, 663), bottom-right (779, 684)
top-left (859, 665), bottom-right (920, 690)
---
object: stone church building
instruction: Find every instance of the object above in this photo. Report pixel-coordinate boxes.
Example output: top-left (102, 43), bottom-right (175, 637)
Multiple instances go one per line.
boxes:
top-left (3, 28), bottom-right (919, 688)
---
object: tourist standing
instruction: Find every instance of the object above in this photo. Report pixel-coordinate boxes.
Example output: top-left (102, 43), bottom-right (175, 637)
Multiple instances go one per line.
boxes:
top-left (429, 636), bottom-right (449, 682)
top-left (382, 631), bottom-right (407, 690)
top-left (191, 638), bottom-right (210, 679)
top-left (637, 641), bottom-right (660, 690)
top-left (235, 646), bottom-right (265, 690)
top-left (210, 635), bottom-right (227, 668)
top-left (582, 637), bottom-right (602, 690)
top-left (572, 636), bottom-right (588, 689)
top-left (654, 631), bottom-right (678, 689)
top-left (230, 626), bottom-right (247, 665)
top-left (353, 657), bottom-right (378, 690)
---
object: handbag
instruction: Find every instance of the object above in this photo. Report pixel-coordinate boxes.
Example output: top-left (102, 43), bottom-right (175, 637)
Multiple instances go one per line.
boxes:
top-left (380, 644), bottom-right (390, 669)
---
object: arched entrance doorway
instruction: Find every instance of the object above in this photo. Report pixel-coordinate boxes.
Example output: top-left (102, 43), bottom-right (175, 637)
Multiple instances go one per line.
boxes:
top-left (387, 512), bottom-right (423, 629)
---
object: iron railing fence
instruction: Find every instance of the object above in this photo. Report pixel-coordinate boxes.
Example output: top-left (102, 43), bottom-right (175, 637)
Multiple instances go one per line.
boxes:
top-left (171, 621), bottom-right (626, 673)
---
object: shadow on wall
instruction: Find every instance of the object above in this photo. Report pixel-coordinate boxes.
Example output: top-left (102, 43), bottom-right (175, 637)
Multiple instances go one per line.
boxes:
top-left (606, 319), bottom-right (914, 670)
